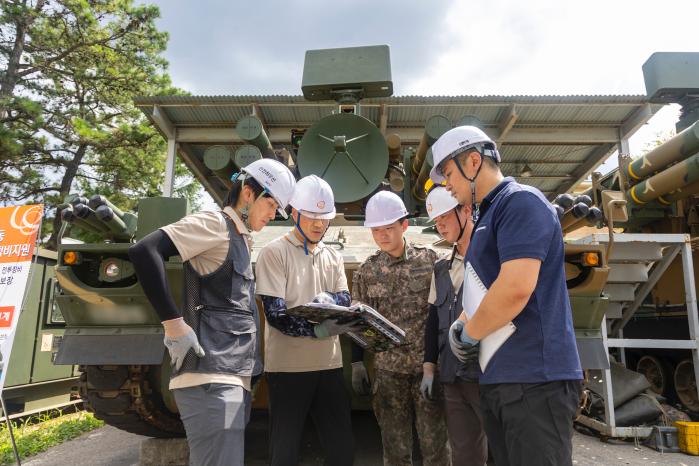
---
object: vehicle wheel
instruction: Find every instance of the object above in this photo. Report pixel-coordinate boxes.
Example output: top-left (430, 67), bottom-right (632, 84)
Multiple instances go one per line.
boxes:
top-left (636, 355), bottom-right (671, 396)
top-left (80, 365), bottom-right (184, 438)
top-left (674, 359), bottom-right (699, 413)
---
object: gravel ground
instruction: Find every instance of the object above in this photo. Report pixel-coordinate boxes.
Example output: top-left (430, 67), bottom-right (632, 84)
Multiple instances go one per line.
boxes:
top-left (19, 411), bottom-right (699, 466)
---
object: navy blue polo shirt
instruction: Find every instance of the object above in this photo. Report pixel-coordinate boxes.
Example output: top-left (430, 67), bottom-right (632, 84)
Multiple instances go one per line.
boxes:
top-left (465, 177), bottom-right (582, 384)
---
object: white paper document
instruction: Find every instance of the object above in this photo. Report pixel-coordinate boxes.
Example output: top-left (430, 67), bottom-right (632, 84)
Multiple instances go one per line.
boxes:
top-left (463, 262), bottom-right (516, 371)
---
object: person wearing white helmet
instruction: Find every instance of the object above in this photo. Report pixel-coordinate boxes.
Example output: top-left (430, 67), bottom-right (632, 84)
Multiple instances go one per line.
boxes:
top-left (352, 190), bottom-right (448, 466)
top-left (422, 185), bottom-right (487, 466)
top-left (128, 158), bottom-right (296, 466)
top-left (255, 174), bottom-right (359, 466)
top-left (432, 126), bottom-right (582, 466)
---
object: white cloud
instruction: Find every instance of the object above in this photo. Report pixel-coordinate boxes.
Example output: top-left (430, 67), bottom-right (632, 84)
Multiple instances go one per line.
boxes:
top-left (402, 0), bottom-right (696, 170)
top-left (405, 0), bottom-right (698, 96)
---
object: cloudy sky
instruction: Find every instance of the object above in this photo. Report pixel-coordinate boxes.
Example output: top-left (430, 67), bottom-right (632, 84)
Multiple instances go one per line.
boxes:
top-left (147, 0), bottom-right (696, 198)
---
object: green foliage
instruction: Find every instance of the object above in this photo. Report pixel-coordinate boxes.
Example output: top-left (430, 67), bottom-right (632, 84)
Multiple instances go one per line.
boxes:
top-left (0, 411), bottom-right (104, 464)
top-left (0, 0), bottom-right (200, 248)
top-left (643, 130), bottom-right (676, 153)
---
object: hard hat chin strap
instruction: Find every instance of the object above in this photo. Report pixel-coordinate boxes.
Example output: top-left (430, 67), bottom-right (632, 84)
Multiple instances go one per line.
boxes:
top-left (293, 211), bottom-right (328, 256)
top-left (453, 152), bottom-right (482, 223)
top-left (448, 206), bottom-right (468, 269)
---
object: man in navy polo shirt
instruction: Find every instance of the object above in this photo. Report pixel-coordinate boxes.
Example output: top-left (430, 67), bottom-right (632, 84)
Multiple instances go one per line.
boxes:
top-left (429, 125), bottom-right (582, 466)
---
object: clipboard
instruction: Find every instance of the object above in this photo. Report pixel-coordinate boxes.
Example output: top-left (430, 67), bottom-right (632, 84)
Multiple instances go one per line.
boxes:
top-left (463, 262), bottom-right (516, 371)
top-left (285, 302), bottom-right (405, 353)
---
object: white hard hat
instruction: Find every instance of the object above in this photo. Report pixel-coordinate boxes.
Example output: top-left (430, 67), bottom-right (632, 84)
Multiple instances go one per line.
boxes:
top-left (364, 191), bottom-right (408, 228)
top-left (430, 126), bottom-right (500, 183)
top-left (425, 186), bottom-right (459, 221)
top-left (289, 175), bottom-right (336, 220)
top-left (241, 159), bottom-right (296, 219)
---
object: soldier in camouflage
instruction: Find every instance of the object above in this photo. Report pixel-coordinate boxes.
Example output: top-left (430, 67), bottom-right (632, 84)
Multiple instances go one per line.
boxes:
top-left (352, 191), bottom-right (449, 466)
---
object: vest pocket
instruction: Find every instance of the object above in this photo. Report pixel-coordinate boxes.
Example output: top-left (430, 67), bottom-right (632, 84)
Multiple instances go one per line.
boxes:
top-left (198, 308), bottom-right (257, 374)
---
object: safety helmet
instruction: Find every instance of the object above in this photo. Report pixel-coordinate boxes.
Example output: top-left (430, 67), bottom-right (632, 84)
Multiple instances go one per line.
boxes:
top-left (425, 186), bottom-right (459, 221)
top-left (430, 126), bottom-right (500, 183)
top-left (289, 175), bottom-right (336, 220)
top-left (240, 159), bottom-right (296, 218)
top-left (364, 191), bottom-right (409, 228)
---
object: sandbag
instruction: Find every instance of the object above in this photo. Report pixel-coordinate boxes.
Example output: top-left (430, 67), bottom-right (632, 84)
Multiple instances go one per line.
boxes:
top-left (587, 362), bottom-right (651, 408)
top-left (614, 393), bottom-right (663, 427)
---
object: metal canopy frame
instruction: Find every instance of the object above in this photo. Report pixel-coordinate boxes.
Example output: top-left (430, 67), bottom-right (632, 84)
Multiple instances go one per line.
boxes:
top-left (575, 233), bottom-right (699, 438)
top-left (134, 95), bottom-right (660, 203)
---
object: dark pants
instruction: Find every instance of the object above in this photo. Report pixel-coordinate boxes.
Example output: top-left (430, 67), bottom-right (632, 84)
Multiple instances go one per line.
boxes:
top-left (480, 380), bottom-right (581, 466)
top-left (443, 379), bottom-right (487, 466)
top-left (266, 368), bottom-right (354, 466)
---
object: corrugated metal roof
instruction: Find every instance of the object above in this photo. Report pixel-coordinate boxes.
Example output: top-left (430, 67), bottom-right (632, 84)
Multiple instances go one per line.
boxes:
top-left (135, 94), bottom-right (660, 203)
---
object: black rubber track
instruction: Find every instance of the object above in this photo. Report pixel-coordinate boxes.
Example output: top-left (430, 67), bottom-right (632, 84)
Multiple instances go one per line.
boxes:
top-left (80, 366), bottom-right (185, 438)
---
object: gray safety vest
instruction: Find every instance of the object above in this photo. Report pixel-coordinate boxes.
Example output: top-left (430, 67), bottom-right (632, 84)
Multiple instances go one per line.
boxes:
top-left (433, 258), bottom-right (480, 383)
top-left (173, 213), bottom-right (262, 378)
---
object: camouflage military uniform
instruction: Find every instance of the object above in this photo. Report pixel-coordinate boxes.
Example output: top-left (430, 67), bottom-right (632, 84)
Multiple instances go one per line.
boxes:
top-left (353, 241), bottom-right (449, 466)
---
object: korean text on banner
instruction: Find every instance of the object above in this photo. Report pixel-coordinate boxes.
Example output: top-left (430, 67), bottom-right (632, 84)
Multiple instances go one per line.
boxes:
top-left (0, 205), bottom-right (43, 395)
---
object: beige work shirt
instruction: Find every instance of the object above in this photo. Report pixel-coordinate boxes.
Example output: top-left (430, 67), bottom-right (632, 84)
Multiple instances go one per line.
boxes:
top-left (160, 206), bottom-right (252, 391)
top-left (428, 252), bottom-right (464, 305)
top-left (255, 231), bottom-right (349, 372)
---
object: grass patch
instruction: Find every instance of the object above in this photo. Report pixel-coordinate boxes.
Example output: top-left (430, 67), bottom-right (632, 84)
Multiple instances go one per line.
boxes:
top-left (0, 411), bottom-right (104, 465)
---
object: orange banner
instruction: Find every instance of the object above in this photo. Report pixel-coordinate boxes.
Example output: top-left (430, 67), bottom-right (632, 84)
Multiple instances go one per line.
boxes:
top-left (0, 306), bottom-right (15, 328)
top-left (0, 205), bottom-right (43, 264)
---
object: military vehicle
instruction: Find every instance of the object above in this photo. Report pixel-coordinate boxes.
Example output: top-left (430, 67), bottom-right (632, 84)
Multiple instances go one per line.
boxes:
top-left (564, 52), bottom-right (699, 420)
top-left (1, 249), bottom-right (79, 420)
top-left (52, 45), bottom-right (662, 437)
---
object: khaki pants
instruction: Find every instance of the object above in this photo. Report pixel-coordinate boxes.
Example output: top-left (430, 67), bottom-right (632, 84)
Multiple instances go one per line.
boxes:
top-left (443, 379), bottom-right (488, 466)
top-left (372, 369), bottom-right (449, 466)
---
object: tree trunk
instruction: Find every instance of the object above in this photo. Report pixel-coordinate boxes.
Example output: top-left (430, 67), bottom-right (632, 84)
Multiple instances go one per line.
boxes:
top-left (0, 0), bottom-right (46, 118)
top-left (45, 143), bottom-right (87, 250)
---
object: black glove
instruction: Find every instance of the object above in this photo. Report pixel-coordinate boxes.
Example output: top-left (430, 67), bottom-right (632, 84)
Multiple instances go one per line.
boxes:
top-left (449, 320), bottom-right (480, 363)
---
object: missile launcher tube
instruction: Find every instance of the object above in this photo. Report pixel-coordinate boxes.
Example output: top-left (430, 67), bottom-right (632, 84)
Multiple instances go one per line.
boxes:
top-left (561, 203), bottom-right (590, 230)
top-left (575, 194), bottom-right (592, 207)
top-left (235, 115), bottom-right (275, 159)
top-left (67, 195), bottom-right (88, 207)
top-left (88, 195), bottom-right (126, 218)
top-left (554, 193), bottom-right (575, 210)
top-left (385, 133), bottom-right (402, 163)
top-left (563, 207), bottom-right (603, 234)
top-left (61, 208), bottom-right (103, 235)
top-left (626, 151), bottom-right (699, 206)
top-left (95, 205), bottom-right (130, 237)
top-left (658, 179), bottom-right (699, 204)
top-left (554, 204), bottom-right (565, 220)
top-left (411, 115), bottom-right (451, 177)
top-left (73, 204), bottom-right (110, 233)
top-left (413, 148), bottom-right (434, 201)
top-left (387, 165), bottom-right (405, 192)
top-left (625, 120), bottom-right (699, 182)
top-left (234, 145), bottom-right (263, 169)
top-left (203, 146), bottom-right (235, 181)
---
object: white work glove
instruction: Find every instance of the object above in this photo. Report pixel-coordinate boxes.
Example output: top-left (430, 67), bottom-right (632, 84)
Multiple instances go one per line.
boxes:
top-left (162, 317), bottom-right (205, 371)
top-left (312, 292), bottom-right (336, 304)
top-left (352, 362), bottom-right (371, 395)
top-left (420, 362), bottom-right (436, 401)
top-left (420, 374), bottom-right (434, 401)
top-left (449, 320), bottom-right (479, 364)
